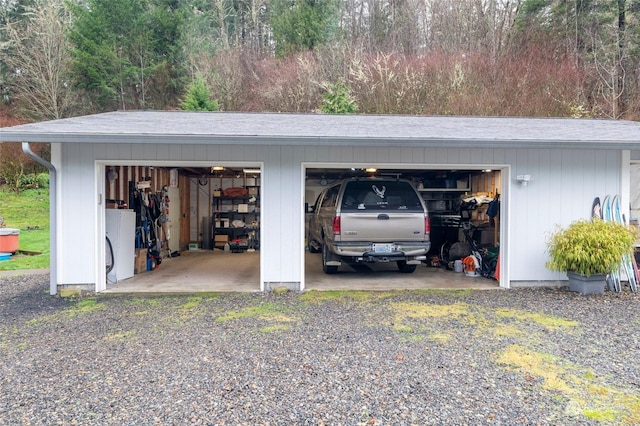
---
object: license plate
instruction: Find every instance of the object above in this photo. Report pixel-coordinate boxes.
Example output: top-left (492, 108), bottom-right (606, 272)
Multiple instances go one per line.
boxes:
top-left (373, 243), bottom-right (394, 253)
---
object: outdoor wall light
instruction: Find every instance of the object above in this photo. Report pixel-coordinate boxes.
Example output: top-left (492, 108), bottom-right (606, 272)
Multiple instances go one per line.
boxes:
top-left (516, 174), bottom-right (532, 186)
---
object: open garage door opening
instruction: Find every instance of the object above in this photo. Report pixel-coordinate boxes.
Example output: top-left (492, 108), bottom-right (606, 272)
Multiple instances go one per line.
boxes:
top-left (101, 163), bottom-right (261, 293)
top-left (304, 166), bottom-right (502, 290)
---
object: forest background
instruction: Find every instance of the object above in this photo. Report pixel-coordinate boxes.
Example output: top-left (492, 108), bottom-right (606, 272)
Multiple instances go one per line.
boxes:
top-left (1, 0), bottom-right (640, 181)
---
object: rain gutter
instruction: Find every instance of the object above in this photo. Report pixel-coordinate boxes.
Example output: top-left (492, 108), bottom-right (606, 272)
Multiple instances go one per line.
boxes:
top-left (21, 142), bottom-right (57, 295)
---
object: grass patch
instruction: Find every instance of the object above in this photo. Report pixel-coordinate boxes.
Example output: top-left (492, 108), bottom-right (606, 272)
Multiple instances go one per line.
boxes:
top-left (582, 408), bottom-right (617, 422)
top-left (122, 296), bottom-right (164, 315)
top-left (492, 324), bottom-right (524, 338)
top-left (412, 289), bottom-right (474, 296)
top-left (64, 298), bottom-right (103, 317)
top-left (497, 344), bottom-right (640, 424)
top-left (401, 333), bottom-right (424, 342)
top-left (104, 330), bottom-right (136, 341)
top-left (429, 332), bottom-right (452, 343)
top-left (257, 324), bottom-right (292, 333)
top-left (216, 303), bottom-right (295, 323)
top-left (180, 296), bottom-right (206, 311)
top-left (494, 308), bottom-right (579, 331)
top-left (391, 302), bottom-right (470, 319)
top-left (388, 302), bottom-right (483, 338)
top-left (392, 323), bottom-right (414, 333)
top-left (0, 187), bottom-right (50, 270)
top-left (300, 290), bottom-right (394, 303)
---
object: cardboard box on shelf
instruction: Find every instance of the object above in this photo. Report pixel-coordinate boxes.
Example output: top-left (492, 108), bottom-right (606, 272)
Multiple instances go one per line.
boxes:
top-left (248, 187), bottom-right (259, 195)
top-left (216, 219), bottom-right (230, 228)
top-left (238, 203), bottom-right (249, 213)
top-left (134, 248), bottom-right (147, 274)
top-left (215, 235), bottom-right (229, 243)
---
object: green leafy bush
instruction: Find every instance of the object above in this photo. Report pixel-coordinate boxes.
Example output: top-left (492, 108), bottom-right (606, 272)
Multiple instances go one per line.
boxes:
top-left (36, 173), bottom-right (49, 188)
top-left (13, 173), bottom-right (49, 191)
top-left (17, 173), bottom-right (37, 189)
top-left (546, 219), bottom-right (637, 276)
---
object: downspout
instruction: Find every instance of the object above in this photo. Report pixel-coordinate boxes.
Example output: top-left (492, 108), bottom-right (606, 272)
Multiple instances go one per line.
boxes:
top-left (21, 142), bottom-right (57, 295)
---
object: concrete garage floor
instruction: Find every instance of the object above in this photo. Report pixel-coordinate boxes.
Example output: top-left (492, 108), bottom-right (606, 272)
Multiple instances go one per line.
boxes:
top-left (103, 249), bottom-right (499, 293)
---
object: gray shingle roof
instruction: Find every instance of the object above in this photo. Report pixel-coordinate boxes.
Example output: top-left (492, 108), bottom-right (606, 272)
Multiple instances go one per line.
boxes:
top-left (2, 111), bottom-right (639, 149)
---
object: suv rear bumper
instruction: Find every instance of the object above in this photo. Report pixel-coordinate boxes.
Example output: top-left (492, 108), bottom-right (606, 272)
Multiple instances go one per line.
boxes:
top-left (327, 241), bottom-right (430, 264)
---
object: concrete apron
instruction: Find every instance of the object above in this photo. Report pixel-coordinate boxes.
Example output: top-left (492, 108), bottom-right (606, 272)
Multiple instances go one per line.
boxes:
top-left (102, 250), bottom-right (499, 293)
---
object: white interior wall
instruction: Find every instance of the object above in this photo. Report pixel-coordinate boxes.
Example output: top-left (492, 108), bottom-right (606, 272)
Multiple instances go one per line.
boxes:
top-left (56, 142), bottom-right (622, 291)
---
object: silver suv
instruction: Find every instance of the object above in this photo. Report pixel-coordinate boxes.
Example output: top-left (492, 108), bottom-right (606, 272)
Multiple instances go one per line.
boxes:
top-left (308, 178), bottom-right (430, 274)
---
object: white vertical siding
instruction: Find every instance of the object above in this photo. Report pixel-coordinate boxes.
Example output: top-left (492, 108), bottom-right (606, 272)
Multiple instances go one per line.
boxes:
top-left (58, 144), bottom-right (99, 284)
top-left (261, 145), bottom-right (306, 288)
top-left (57, 141), bottom-right (623, 291)
top-left (507, 148), bottom-right (619, 281)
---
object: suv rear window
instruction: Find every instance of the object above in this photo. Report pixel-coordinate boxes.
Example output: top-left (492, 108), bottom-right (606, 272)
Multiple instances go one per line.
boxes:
top-left (341, 181), bottom-right (424, 212)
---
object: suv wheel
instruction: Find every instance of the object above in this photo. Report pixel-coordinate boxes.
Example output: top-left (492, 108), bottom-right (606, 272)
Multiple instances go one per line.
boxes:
top-left (322, 242), bottom-right (339, 274)
top-left (397, 260), bottom-right (417, 273)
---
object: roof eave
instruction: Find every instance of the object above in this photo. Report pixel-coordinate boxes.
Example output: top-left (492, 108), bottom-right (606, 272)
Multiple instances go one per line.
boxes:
top-left (2, 132), bottom-right (639, 150)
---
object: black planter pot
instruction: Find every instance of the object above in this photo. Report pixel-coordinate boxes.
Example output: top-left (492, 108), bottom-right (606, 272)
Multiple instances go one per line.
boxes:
top-left (567, 271), bottom-right (607, 294)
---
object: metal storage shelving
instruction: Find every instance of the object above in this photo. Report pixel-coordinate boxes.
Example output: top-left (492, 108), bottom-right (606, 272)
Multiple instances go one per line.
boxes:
top-left (211, 191), bottom-right (260, 250)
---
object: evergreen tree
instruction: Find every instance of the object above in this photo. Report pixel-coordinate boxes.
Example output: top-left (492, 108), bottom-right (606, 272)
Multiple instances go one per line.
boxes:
top-left (180, 78), bottom-right (219, 111)
top-left (67, 0), bottom-right (184, 111)
top-left (269, 0), bottom-right (339, 56)
top-left (320, 81), bottom-right (357, 114)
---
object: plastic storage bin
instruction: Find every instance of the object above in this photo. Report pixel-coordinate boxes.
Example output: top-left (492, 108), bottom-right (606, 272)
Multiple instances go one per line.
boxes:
top-left (0, 228), bottom-right (19, 253)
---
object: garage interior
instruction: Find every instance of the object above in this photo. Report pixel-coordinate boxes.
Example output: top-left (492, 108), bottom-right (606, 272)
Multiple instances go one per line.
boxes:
top-left (103, 165), bottom-right (501, 292)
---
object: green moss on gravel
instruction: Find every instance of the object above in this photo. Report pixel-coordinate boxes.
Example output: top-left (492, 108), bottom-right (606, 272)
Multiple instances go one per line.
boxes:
top-left (65, 298), bottom-right (103, 317)
top-left (257, 324), bottom-right (292, 333)
top-left (494, 308), bottom-right (579, 331)
top-left (215, 303), bottom-right (295, 323)
top-left (498, 344), bottom-right (640, 424)
top-left (300, 290), bottom-right (394, 303)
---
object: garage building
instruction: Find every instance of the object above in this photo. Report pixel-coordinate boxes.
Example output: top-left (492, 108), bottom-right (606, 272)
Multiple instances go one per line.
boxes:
top-left (2, 111), bottom-right (639, 294)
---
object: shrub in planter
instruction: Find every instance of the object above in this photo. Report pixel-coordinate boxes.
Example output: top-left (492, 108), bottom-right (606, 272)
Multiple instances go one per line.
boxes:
top-left (546, 219), bottom-right (637, 277)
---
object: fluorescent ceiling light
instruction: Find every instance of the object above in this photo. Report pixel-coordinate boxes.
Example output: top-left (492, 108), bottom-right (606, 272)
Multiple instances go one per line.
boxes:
top-left (211, 166), bottom-right (224, 172)
top-left (243, 169), bottom-right (261, 173)
top-left (365, 167), bottom-right (377, 173)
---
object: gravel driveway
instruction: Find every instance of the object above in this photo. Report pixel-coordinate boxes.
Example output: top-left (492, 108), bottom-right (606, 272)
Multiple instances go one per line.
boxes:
top-left (2, 273), bottom-right (640, 425)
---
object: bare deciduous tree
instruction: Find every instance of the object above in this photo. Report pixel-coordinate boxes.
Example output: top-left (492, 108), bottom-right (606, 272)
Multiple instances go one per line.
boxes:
top-left (1, 0), bottom-right (76, 120)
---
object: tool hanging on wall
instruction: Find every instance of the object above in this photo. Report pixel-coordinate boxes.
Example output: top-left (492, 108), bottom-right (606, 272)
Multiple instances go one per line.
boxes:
top-left (129, 180), bottom-right (163, 271)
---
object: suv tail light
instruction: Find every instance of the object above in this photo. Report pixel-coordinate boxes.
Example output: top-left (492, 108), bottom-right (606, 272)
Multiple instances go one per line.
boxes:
top-left (425, 216), bottom-right (431, 235)
top-left (333, 216), bottom-right (341, 235)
